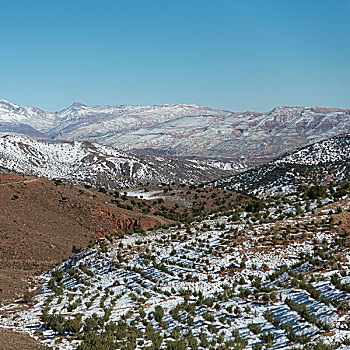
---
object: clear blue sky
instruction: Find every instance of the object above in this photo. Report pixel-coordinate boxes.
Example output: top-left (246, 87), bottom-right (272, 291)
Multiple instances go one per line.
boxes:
top-left (0, 0), bottom-right (349, 112)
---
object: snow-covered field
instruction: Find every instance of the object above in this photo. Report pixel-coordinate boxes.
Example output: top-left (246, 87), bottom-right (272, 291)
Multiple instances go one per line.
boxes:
top-left (125, 190), bottom-right (164, 200)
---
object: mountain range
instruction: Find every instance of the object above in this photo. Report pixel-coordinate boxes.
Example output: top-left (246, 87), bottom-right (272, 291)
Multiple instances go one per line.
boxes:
top-left (1, 99), bottom-right (350, 167)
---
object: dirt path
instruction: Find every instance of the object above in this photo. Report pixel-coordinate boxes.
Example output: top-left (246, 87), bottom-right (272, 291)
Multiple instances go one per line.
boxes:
top-left (0, 176), bottom-right (39, 186)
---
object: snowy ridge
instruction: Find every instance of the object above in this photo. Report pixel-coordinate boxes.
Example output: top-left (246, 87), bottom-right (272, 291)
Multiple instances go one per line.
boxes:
top-left (0, 135), bottom-right (230, 188)
top-left (52, 103), bottom-right (230, 139)
top-left (213, 134), bottom-right (350, 196)
top-left (0, 99), bottom-right (58, 133)
top-left (189, 158), bottom-right (248, 172)
top-left (277, 134), bottom-right (350, 165)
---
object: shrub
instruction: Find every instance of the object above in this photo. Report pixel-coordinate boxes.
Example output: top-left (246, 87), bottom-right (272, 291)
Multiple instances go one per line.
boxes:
top-left (248, 323), bottom-right (261, 335)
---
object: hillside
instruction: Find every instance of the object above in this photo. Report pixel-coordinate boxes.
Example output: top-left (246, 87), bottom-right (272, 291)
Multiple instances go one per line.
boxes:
top-left (0, 178), bottom-right (349, 349)
top-left (0, 174), bottom-right (166, 304)
top-left (276, 133), bottom-right (350, 165)
top-left (0, 135), bottom-right (229, 189)
top-left (1, 99), bottom-right (350, 166)
top-left (212, 134), bottom-right (350, 196)
top-left (0, 172), bottom-right (243, 305)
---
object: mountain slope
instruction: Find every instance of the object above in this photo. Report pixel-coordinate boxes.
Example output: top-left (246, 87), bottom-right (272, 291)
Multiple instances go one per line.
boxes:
top-left (213, 134), bottom-right (350, 195)
top-left (276, 133), bottom-right (350, 165)
top-left (1, 99), bottom-right (349, 166)
top-left (96, 106), bottom-right (350, 164)
top-left (0, 173), bottom-right (169, 304)
top-left (51, 103), bottom-right (232, 141)
top-left (0, 135), bottom-right (228, 188)
top-left (0, 99), bottom-right (58, 135)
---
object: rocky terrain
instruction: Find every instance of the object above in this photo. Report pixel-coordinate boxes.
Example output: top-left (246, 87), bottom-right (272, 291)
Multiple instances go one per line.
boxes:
top-left (1, 99), bottom-right (350, 167)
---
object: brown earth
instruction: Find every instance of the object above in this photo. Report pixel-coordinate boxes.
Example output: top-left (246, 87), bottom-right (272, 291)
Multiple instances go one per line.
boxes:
top-left (0, 174), bottom-right (166, 304)
top-left (0, 329), bottom-right (48, 350)
top-left (337, 210), bottom-right (350, 235)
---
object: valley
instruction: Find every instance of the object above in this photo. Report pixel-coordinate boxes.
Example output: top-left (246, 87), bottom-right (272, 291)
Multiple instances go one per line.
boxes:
top-left (1, 1), bottom-right (348, 348)
top-left (0, 110), bottom-right (349, 349)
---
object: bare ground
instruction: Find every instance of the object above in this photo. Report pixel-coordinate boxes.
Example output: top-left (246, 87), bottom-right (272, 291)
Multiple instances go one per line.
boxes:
top-left (0, 329), bottom-right (48, 350)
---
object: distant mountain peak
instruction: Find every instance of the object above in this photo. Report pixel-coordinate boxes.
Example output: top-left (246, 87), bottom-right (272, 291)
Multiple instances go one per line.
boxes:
top-left (70, 102), bottom-right (87, 108)
top-left (55, 101), bottom-right (88, 117)
top-left (0, 99), bottom-right (19, 108)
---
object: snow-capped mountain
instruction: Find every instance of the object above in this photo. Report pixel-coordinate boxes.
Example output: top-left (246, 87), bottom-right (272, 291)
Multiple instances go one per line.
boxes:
top-left (0, 99), bottom-right (349, 167)
top-left (0, 135), bottom-right (228, 188)
top-left (50, 104), bottom-right (350, 165)
top-left (213, 134), bottom-right (350, 195)
top-left (0, 99), bottom-right (58, 136)
top-left (51, 103), bottom-right (232, 142)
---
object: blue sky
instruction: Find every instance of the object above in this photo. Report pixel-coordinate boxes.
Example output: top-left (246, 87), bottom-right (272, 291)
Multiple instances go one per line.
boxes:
top-left (0, 0), bottom-right (349, 112)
